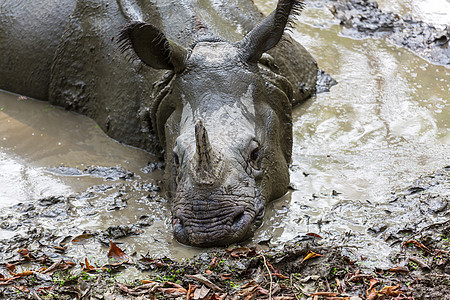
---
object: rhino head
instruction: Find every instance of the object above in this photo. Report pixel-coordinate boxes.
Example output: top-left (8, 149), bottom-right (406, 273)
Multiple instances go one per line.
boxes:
top-left (119, 0), bottom-right (303, 246)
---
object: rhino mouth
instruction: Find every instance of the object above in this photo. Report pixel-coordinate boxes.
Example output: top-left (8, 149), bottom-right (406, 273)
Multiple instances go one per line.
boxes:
top-left (172, 192), bottom-right (264, 247)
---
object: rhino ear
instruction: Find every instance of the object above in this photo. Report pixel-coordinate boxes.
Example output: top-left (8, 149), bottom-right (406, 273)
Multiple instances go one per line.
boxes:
top-left (119, 22), bottom-right (188, 73)
top-left (238, 0), bottom-right (304, 64)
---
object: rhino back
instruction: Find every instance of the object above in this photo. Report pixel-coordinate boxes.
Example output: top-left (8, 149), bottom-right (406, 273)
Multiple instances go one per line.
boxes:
top-left (0, 0), bottom-right (76, 100)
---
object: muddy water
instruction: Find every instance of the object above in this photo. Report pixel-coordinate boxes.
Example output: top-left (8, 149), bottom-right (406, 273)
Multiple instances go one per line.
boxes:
top-left (0, 94), bottom-right (158, 205)
top-left (254, 0), bottom-right (449, 267)
top-left (0, 0), bottom-right (449, 265)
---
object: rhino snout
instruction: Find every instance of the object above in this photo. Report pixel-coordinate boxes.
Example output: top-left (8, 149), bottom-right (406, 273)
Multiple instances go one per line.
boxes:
top-left (172, 198), bottom-right (264, 247)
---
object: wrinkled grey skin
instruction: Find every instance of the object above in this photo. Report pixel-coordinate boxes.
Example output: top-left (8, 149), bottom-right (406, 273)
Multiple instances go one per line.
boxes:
top-left (0, 0), bottom-right (318, 246)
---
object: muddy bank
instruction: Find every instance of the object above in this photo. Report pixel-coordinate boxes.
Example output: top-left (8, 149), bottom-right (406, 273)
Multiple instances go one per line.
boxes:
top-left (1, 221), bottom-right (449, 299)
top-left (1, 167), bottom-right (448, 299)
top-left (330, 0), bottom-right (450, 65)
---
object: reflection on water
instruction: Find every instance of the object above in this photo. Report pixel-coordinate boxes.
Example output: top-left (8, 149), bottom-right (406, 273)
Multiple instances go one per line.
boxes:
top-left (253, 0), bottom-right (449, 266)
top-left (377, 0), bottom-right (450, 27)
top-left (0, 0), bottom-right (449, 263)
top-left (0, 93), bottom-right (158, 206)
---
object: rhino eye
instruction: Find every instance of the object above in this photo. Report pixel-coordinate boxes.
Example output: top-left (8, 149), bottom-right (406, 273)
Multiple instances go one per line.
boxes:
top-left (250, 148), bottom-right (259, 162)
top-left (249, 147), bottom-right (261, 170)
top-left (173, 152), bottom-right (180, 167)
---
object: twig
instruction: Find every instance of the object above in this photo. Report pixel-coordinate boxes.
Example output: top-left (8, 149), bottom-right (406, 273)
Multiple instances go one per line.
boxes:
top-left (429, 273), bottom-right (450, 277)
top-left (290, 273), bottom-right (300, 300)
top-left (42, 258), bottom-right (64, 274)
top-left (31, 290), bottom-right (42, 300)
top-left (260, 255), bottom-right (273, 300)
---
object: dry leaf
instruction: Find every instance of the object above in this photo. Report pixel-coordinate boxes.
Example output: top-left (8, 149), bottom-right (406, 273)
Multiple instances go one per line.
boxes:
top-left (409, 257), bottom-right (430, 270)
top-left (15, 271), bottom-right (34, 277)
top-left (165, 281), bottom-right (185, 289)
top-left (5, 263), bottom-right (15, 272)
top-left (18, 249), bottom-right (30, 256)
top-left (301, 251), bottom-right (324, 263)
top-left (160, 287), bottom-right (187, 297)
top-left (379, 285), bottom-right (402, 296)
top-left (71, 234), bottom-right (95, 244)
top-left (306, 233), bottom-right (323, 239)
top-left (310, 292), bottom-right (339, 296)
top-left (366, 288), bottom-right (378, 300)
top-left (335, 278), bottom-right (346, 294)
top-left (220, 273), bottom-right (232, 280)
top-left (0, 276), bottom-right (20, 286)
top-left (403, 240), bottom-right (431, 253)
top-left (186, 274), bottom-right (223, 292)
top-left (209, 257), bottom-right (219, 269)
top-left (388, 266), bottom-right (409, 273)
top-left (107, 241), bottom-right (129, 262)
top-left (53, 245), bottom-right (67, 252)
top-left (14, 285), bottom-right (29, 293)
top-left (142, 280), bottom-right (154, 284)
top-left (17, 249), bottom-right (32, 260)
top-left (82, 258), bottom-right (102, 272)
top-left (193, 285), bottom-right (210, 299)
top-left (187, 283), bottom-right (197, 300)
top-left (368, 278), bottom-right (378, 291)
top-left (61, 261), bottom-right (76, 270)
top-left (227, 247), bottom-right (252, 258)
top-left (272, 272), bottom-right (289, 279)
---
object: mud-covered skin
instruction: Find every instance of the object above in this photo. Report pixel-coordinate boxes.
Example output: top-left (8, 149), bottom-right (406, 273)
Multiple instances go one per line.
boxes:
top-left (116, 1), bottom-right (302, 246)
top-left (0, 0), bottom-right (317, 155)
top-left (330, 0), bottom-right (450, 65)
top-left (0, 0), bottom-right (318, 246)
top-left (166, 43), bottom-right (291, 245)
top-left (0, 1), bottom-right (77, 100)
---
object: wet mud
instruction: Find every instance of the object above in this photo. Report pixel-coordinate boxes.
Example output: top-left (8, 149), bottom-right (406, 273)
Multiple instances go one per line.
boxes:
top-left (0, 168), bottom-right (448, 299)
top-left (1, 0), bottom-right (449, 298)
top-left (330, 0), bottom-right (450, 65)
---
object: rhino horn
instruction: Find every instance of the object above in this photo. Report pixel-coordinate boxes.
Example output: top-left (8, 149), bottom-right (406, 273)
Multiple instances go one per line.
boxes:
top-left (238, 0), bottom-right (304, 63)
top-left (195, 119), bottom-right (213, 171)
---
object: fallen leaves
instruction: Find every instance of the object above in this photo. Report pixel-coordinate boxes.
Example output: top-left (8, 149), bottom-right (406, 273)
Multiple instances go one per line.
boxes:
top-left (403, 240), bottom-right (431, 254)
top-left (226, 246), bottom-right (257, 258)
top-left (379, 284), bottom-right (402, 296)
top-left (0, 241), bottom-right (437, 299)
top-left (306, 233), bottom-right (323, 239)
top-left (367, 284), bottom-right (403, 299)
top-left (301, 251), bottom-right (324, 263)
top-left (5, 262), bottom-right (16, 272)
top-left (107, 241), bottom-right (129, 263)
top-left (71, 233), bottom-right (96, 244)
top-left (389, 266), bottom-right (410, 273)
top-left (186, 274), bottom-right (223, 292)
top-left (82, 258), bottom-right (106, 272)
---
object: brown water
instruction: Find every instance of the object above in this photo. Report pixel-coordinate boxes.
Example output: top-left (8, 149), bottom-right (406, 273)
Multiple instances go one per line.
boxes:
top-left (0, 0), bottom-right (449, 265)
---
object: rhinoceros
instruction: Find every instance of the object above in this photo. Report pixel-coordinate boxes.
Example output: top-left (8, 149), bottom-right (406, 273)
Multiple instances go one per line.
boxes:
top-left (0, 0), bottom-right (317, 246)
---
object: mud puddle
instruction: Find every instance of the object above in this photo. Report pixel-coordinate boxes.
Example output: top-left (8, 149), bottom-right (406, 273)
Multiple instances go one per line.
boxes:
top-left (252, 0), bottom-right (449, 269)
top-left (0, 0), bottom-right (449, 297)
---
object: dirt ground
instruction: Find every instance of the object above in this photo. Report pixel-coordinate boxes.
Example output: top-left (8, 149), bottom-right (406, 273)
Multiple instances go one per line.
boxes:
top-left (0, 223), bottom-right (449, 299)
top-left (0, 167), bottom-right (449, 299)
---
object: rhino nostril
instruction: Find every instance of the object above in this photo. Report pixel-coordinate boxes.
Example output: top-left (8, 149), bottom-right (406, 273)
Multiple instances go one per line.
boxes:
top-left (256, 207), bottom-right (265, 220)
top-left (173, 217), bottom-right (184, 227)
top-left (232, 211), bottom-right (246, 226)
